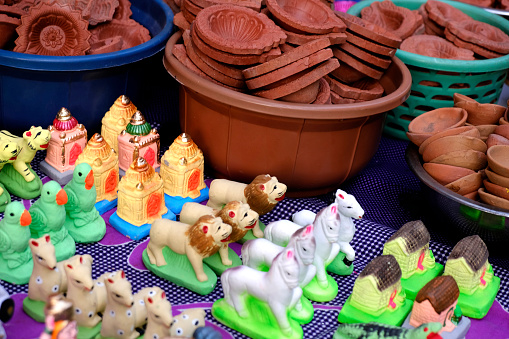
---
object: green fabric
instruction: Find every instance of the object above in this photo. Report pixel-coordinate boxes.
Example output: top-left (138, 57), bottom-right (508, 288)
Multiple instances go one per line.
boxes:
top-left (338, 295), bottom-right (413, 326)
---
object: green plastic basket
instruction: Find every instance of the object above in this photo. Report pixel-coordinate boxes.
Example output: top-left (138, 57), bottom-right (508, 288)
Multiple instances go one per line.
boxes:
top-left (348, 0), bottom-right (509, 140)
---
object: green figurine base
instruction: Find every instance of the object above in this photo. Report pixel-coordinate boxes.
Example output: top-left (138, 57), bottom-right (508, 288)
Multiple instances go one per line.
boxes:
top-left (212, 296), bottom-right (303, 339)
top-left (338, 295), bottom-right (413, 326)
top-left (238, 222), bottom-right (266, 244)
top-left (401, 263), bottom-right (444, 300)
top-left (290, 296), bottom-right (314, 324)
top-left (77, 323), bottom-right (102, 339)
top-left (142, 247), bottom-right (217, 295)
top-left (53, 233), bottom-right (77, 262)
top-left (0, 183), bottom-right (10, 212)
top-left (0, 164), bottom-right (42, 199)
top-left (64, 214), bottom-right (106, 243)
top-left (22, 297), bottom-right (46, 323)
top-left (0, 255), bottom-right (32, 285)
top-left (303, 274), bottom-right (338, 302)
top-left (457, 276), bottom-right (500, 319)
top-left (327, 252), bottom-right (354, 276)
top-left (202, 247), bottom-right (242, 275)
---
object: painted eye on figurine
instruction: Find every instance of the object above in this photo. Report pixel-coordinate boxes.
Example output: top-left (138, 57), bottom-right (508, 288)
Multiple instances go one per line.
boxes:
top-left (115, 293), bottom-right (121, 298)
top-left (347, 206), bottom-right (352, 209)
top-left (37, 256), bottom-right (43, 261)
top-left (47, 191), bottom-right (50, 195)
top-left (118, 330), bottom-right (124, 336)
top-left (182, 314), bottom-right (189, 320)
top-left (244, 212), bottom-right (248, 218)
top-left (79, 172), bottom-right (82, 176)
top-left (153, 334), bottom-right (159, 339)
top-left (88, 312), bottom-right (93, 318)
top-left (75, 279), bottom-right (81, 284)
top-left (148, 290), bottom-right (156, 296)
top-left (139, 300), bottom-right (145, 305)
top-left (9, 213), bottom-right (13, 217)
top-left (155, 314), bottom-right (160, 319)
top-left (126, 310), bottom-right (132, 317)
top-left (303, 248), bottom-right (307, 252)
top-left (75, 308), bottom-right (82, 314)
top-left (175, 328), bottom-right (183, 335)
top-left (193, 319), bottom-right (200, 326)
top-left (52, 285), bottom-right (59, 292)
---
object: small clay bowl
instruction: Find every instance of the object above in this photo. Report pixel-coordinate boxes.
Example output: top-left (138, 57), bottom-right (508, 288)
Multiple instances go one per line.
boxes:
top-left (423, 162), bottom-right (475, 186)
top-left (484, 179), bottom-right (509, 201)
top-left (428, 149), bottom-right (487, 172)
top-left (485, 168), bottom-right (509, 188)
top-left (407, 107), bottom-right (467, 135)
top-left (406, 131), bottom-right (433, 147)
top-left (487, 145), bottom-right (509, 178)
top-left (418, 125), bottom-right (480, 155)
top-left (445, 171), bottom-right (482, 196)
top-left (478, 188), bottom-right (509, 210)
top-left (486, 133), bottom-right (509, 149)
top-left (422, 134), bottom-right (487, 163)
top-left (474, 124), bottom-right (497, 141)
top-left (453, 93), bottom-right (507, 126)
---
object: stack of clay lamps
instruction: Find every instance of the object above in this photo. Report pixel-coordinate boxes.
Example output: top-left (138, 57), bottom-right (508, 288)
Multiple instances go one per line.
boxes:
top-left (417, 0), bottom-right (470, 37)
top-left (242, 37), bottom-right (338, 103)
top-left (0, 4), bottom-right (23, 49)
top-left (359, 0), bottom-right (423, 40)
top-left (400, 35), bottom-right (474, 61)
top-left (482, 145), bottom-right (509, 209)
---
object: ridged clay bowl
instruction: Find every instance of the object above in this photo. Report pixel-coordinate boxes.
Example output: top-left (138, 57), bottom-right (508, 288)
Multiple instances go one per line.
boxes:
top-left (487, 144), bottom-right (509, 178)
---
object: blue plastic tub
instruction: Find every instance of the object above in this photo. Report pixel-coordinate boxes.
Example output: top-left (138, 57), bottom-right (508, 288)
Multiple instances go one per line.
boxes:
top-left (0, 0), bottom-right (174, 134)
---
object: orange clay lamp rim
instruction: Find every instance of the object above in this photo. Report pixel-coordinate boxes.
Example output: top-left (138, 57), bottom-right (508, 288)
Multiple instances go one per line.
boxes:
top-left (163, 31), bottom-right (412, 120)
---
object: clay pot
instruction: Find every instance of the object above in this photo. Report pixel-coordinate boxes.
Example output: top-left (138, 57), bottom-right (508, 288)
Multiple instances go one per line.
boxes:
top-left (484, 179), bottom-right (509, 201)
top-left (478, 188), bottom-right (509, 210)
top-left (428, 149), bottom-right (487, 171)
top-left (445, 171), bottom-right (482, 196)
top-left (453, 93), bottom-right (507, 125)
top-left (487, 145), bottom-right (509, 177)
top-left (486, 133), bottom-right (509, 149)
top-left (423, 162), bottom-right (475, 186)
top-left (485, 168), bottom-right (509, 188)
top-left (422, 135), bottom-right (487, 163)
top-left (418, 125), bottom-right (480, 155)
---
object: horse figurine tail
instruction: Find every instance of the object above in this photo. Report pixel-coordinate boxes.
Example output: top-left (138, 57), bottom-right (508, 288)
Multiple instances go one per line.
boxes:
top-left (264, 220), bottom-right (301, 247)
top-left (241, 241), bottom-right (251, 266)
top-left (292, 210), bottom-right (316, 227)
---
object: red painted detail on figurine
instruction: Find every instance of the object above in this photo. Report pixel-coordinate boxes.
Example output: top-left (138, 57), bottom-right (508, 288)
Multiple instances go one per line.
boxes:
top-left (146, 193), bottom-right (162, 218)
top-left (45, 235), bottom-right (51, 242)
top-left (221, 235), bottom-right (231, 242)
top-left (105, 169), bottom-right (118, 194)
top-left (120, 270), bottom-right (125, 279)
top-left (203, 226), bottom-right (208, 233)
top-left (79, 256), bottom-right (83, 264)
top-left (480, 266), bottom-right (487, 286)
top-left (85, 170), bottom-right (94, 190)
top-left (229, 211), bottom-right (235, 218)
top-left (20, 209), bottom-right (31, 226)
top-left (144, 147), bottom-right (156, 167)
top-left (40, 143), bottom-right (48, 149)
top-left (275, 193), bottom-right (285, 201)
top-left (148, 297), bottom-right (153, 304)
top-left (56, 189), bottom-right (68, 205)
top-left (338, 194), bottom-right (345, 199)
top-left (53, 116), bottom-right (78, 131)
top-left (26, 131), bottom-right (32, 137)
top-left (187, 169), bottom-right (200, 192)
top-left (388, 289), bottom-right (397, 309)
top-left (31, 240), bottom-right (39, 247)
top-left (417, 249), bottom-right (425, 271)
top-left (69, 143), bottom-right (82, 166)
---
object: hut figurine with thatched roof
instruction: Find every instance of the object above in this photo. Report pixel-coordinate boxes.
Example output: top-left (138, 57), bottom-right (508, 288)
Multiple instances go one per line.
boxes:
top-left (108, 157), bottom-right (175, 240)
top-left (75, 133), bottom-right (119, 215)
top-left (443, 235), bottom-right (500, 319)
top-left (382, 220), bottom-right (444, 300)
top-left (160, 133), bottom-right (209, 214)
top-left (101, 95), bottom-right (138, 153)
top-left (338, 255), bottom-right (413, 326)
top-left (117, 111), bottom-right (160, 176)
top-left (402, 276), bottom-right (471, 338)
top-left (40, 108), bottom-right (87, 185)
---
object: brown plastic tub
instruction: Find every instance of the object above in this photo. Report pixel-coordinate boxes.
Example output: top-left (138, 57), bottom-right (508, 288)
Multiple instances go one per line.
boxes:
top-left (163, 31), bottom-right (412, 197)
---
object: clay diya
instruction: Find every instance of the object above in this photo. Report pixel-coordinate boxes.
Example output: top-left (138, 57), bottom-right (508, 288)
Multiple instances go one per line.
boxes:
top-left (360, 0), bottom-right (422, 40)
top-left (330, 91), bottom-right (365, 104)
top-left (483, 179), bottom-right (509, 201)
top-left (424, 0), bottom-right (470, 29)
top-left (113, 0), bottom-right (133, 21)
top-left (453, 93), bottom-right (507, 126)
top-left (474, 124), bottom-right (498, 142)
top-left (265, 0), bottom-right (346, 35)
top-left (76, 0), bottom-right (120, 26)
top-left (486, 144), bottom-right (509, 177)
top-left (87, 35), bottom-right (124, 54)
top-left (191, 0), bottom-right (262, 11)
top-left (0, 14), bottom-right (20, 49)
top-left (283, 29), bottom-right (346, 46)
top-left (325, 76), bottom-right (384, 101)
top-left (428, 149), bottom-right (487, 172)
top-left (445, 171), bottom-right (482, 196)
top-left (418, 125), bottom-right (481, 155)
top-left (332, 47), bottom-right (384, 80)
top-left (193, 4), bottom-right (286, 55)
top-left (446, 19), bottom-right (509, 55)
top-left (400, 35), bottom-right (474, 60)
top-left (423, 163), bottom-right (475, 186)
top-left (485, 168), bottom-right (509, 188)
top-left (486, 133), bottom-right (509, 149)
top-left (89, 18), bottom-right (150, 50)
top-left (174, 11), bottom-right (191, 31)
top-left (444, 28), bottom-right (505, 59)
top-left (279, 79), bottom-right (321, 104)
top-left (328, 61), bottom-right (367, 84)
top-left (479, 188), bottom-right (509, 210)
top-left (336, 41), bottom-right (392, 69)
top-left (14, 2), bottom-right (91, 56)
top-left (312, 77), bottom-right (331, 104)
top-left (421, 135), bottom-right (487, 163)
top-left (343, 30), bottom-right (396, 58)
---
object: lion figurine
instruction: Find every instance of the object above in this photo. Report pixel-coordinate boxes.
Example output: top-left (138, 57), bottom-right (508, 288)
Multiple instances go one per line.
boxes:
top-left (206, 174), bottom-right (287, 216)
top-left (180, 201), bottom-right (261, 239)
top-left (146, 215), bottom-right (232, 282)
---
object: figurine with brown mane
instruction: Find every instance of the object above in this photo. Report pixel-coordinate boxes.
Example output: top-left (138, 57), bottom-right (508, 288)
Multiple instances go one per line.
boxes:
top-left (207, 175), bottom-right (287, 216)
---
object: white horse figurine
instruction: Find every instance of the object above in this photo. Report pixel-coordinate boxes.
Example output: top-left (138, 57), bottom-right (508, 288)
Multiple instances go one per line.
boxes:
top-left (242, 225), bottom-right (316, 289)
top-left (221, 248), bottom-right (301, 335)
top-left (293, 189), bottom-right (364, 265)
top-left (264, 203), bottom-right (341, 288)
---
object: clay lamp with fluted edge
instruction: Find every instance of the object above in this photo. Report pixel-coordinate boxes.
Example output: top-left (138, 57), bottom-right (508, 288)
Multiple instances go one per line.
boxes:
top-left (400, 35), bottom-right (474, 61)
top-left (89, 18), bottom-right (150, 50)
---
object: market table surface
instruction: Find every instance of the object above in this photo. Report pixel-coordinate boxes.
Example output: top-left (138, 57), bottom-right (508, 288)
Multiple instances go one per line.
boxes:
top-left (1, 133), bottom-right (508, 338)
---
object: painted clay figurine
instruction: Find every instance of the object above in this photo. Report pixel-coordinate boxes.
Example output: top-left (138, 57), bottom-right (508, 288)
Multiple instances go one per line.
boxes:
top-left (338, 254), bottom-right (413, 326)
top-left (160, 133), bottom-right (209, 214)
top-left (29, 180), bottom-right (76, 261)
top-left (117, 111), bottom-right (160, 175)
top-left (0, 139), bottom-right (21, 211)
top-left (180, 201), bottom-right (259, 273)
top-left (40, 107), bottom-right (87, 185)
top-left (169, 308), bottom-right (206, 337)
top-left (212, 248), bottom-right (303, 339)
top-left (0, 127), bottom-right (50, 199)
top-left (333, 322), bottom-right (442, 339)
top-left (143, 215), bottom-right (232, 295)
top-left (101, 95), bottom-right (138, 153)
top-left (75, 133), bottom-right (119, 214)
top-left (0, 201), bottom-right (32, 284)
top-left (443, 235), bottom-right (500, 319)
top-left (242, 225), bottom-right (316, 324)
top-left (40, 294), bottom-right (77, 339)
top-left (292, 188), bottom-right (364, 275)
top-left (402, 276), bottom-right (471, 338)
top-left (383, 220), bottom-right (444, 300)
top-left (0, 284), bottom-right (14, 339)
top-left (24, 235), bottom-right (69, 322)
top-left (63, 163), bottom-right (106, 243)
top-left (145, 288), bottom-right (173, 339)
top-left (109, 156), bottom-right (174, 240)
top-left (264, 203), bottom-right (341, 302)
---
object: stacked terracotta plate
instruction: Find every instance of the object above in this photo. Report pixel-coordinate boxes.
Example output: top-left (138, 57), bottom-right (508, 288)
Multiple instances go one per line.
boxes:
top-left (483, 145), bottom-right (509, 209)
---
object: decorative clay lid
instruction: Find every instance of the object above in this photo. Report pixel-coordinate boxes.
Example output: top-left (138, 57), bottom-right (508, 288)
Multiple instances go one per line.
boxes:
top-left (125, 111), bottom-right (151, 136)
top-left (82, 133), bottom-right (115, 160)
top-left (124, 156), bottom-right (156, 184)
top-left (52, 107), bottom-right (79, 131)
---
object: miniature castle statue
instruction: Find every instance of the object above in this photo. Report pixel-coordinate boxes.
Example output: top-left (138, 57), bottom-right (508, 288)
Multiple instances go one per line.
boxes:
top-left (101, 95), bottom-right (138, 153)
top-left (116, 157), bottom-right (167, 226)
top-left (161, 133), bottom-right (205, 199)
top-left (76, 133), bottom-right (119, 204)
top-left (44, 108), bottom-right (87, 174)
top-left (117, 111), bottom-right (160, 174)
